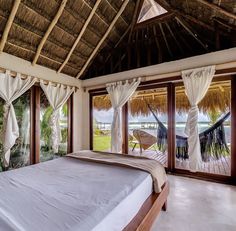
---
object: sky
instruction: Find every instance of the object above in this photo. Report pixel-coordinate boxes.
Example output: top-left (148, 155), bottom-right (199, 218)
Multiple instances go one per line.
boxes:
top-left (93, 109), bottom-right (211, 123)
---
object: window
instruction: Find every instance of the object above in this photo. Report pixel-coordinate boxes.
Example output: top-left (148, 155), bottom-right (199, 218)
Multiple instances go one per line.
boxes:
top-left (175, 80), bottom-right (231, 175)
top-left (0, 91), bottom-right (31, 171)
top-left (137, 0), bottom-right (167, 23)
top-left (128, 87), bottom-right (168, 166)
top-left (40, 91), bottom-right (69, 162)
top-left (92, 94), bottom-right (113, 152)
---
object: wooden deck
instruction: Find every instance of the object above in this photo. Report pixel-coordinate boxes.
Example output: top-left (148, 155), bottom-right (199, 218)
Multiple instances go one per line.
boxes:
top-left (128, 148), bottom-right (231, 176)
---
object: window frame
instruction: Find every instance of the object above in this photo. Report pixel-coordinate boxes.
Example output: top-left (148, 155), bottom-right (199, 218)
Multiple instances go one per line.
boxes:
top-left (89, 75), bottom-right (236, 184)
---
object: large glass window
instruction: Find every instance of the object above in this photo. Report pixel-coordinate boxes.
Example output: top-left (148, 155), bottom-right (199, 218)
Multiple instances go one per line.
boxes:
top-left (175, 80), bottom-right (231, 175)
top-left (128, 87), bottom-right (168, 167)
top-left (0, 91), bottom-right (31, 171)
top-left (92, 94), bottom-right (113, 152)
top-left (40, 91), bottom-right (69, 162)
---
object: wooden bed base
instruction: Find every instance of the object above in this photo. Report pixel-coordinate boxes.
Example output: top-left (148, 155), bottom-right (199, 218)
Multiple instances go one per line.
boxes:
top-left (123, 181), bottom-right (169, 231)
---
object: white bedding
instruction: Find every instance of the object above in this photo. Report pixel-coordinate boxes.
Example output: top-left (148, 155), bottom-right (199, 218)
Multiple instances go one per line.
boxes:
top-left (0, 157), bottom-right (153, 231)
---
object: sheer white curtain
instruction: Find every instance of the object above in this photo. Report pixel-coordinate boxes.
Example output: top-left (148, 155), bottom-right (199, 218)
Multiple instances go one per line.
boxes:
top-left (0, 71), bottom-right (36, 167)
top-left (182, 65), bottom-right (215, 172)
top-left (40, 81), bottom-right (74, 153)
top-left (106, 78), bottom-right (140, 153)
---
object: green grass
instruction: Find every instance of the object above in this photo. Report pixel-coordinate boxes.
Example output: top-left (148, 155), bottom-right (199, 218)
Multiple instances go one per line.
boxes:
top-left (93, 135), bottom-right (111, 151)
top-left (93, 135), bottom-right (161, 152)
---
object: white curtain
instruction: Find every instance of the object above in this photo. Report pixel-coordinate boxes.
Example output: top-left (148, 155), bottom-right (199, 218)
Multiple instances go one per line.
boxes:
top-left (40, 81), bottom-right (74, 153)
top-left (182, 65), bottom-right (215, 172)
top-left (0, 71), bottom-right (36, 167)
top-left (106, 78), bottom-right (140, 153)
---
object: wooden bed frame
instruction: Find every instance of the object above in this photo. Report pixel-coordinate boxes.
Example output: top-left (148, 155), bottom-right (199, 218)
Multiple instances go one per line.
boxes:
top-left (123, 181), bottom-right (169, 231)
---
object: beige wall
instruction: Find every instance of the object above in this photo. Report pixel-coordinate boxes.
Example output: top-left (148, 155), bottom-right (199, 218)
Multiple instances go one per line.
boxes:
top-left (73, 90), bottom-right (90, 151)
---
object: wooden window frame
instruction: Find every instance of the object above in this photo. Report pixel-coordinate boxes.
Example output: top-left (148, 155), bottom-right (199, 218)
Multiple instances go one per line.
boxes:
top-left (89, 74), bottom-right (236, 185)
top-left (30, 86), bottom-right (73, 164)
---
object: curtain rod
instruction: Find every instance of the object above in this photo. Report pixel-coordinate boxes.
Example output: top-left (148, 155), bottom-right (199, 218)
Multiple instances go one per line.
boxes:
top-left (0, 67), bottom-right (79, 91)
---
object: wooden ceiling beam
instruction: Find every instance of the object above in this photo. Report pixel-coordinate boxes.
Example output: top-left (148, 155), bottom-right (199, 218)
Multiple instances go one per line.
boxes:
top-left (6, 41), bottom-right (80, 72)
top-left (128, 0), bottom-right (142, 42)
top-left (134, 12), bottom-right (174, 30)
top-left (104, 0), bottom-right (129, 25)
top-left (0, 13), bottom-right (87, 63)
top-left (153, 25), bottom-right (162, 63)
top-left (159, 23), bottom-right (173, 58)
top-left (82, 0), bottom-right (121, 38)
top-left (175, 16), bottom-right (209, 51)
top-left (165, 22), bottom-right (184, 55)
top-left (196, 0), bottom-right (236, 20)
top-left (213, 17), bottom-right (236, 31)
top-left (0, 0), bottom-right (21, 52)
top-left (58, 0), bottom-right (102, 73)
top-left (21, 2), bottom-right (95, 51)
top-left (76, 0), bottom-right (129, 79)
top-left (32, 0), bottom-right (67, 65)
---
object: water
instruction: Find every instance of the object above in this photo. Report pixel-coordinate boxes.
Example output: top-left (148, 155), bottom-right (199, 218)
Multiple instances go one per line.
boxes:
top-left (96, 122), bottom-right (231, 144)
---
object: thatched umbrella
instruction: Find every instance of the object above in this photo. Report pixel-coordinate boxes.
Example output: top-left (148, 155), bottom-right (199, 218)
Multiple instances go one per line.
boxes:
top-left (93, 81), bottom-right (231, 116)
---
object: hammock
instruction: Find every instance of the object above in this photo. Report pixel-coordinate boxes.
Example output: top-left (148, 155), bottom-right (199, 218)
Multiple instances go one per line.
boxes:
top-left (147, 103), bottom-right (230, 162)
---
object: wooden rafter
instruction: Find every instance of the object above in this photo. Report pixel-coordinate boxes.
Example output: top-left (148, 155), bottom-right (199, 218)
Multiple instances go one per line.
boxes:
top-left (165, 22), bottom-right (184, 55)
top-left (0, 13), bottom-right (87, 62)
top-left (152, 25), bottom-right (162, 63)
top-left (32, 0), bottom-right (67, 65)
top-left (213, 17), bottom-right (236, 31)
top-left (104, 0), bottom-right (128, 25)
top-left (0, 0), bottom-right (21, 52)
top-left (159, 23), bottom-right (173, 58)
top-left (175, 16), bottom-right (208, 51)
top-left (58, 0), bottom-right (102, 73)
top-left (21, 2), bottom-right (95, 51)
top-left (128, 0), bottom-right (142, 42)
top-left (76, 0), bottom-right (129, 79)
top-left (82, 0), bottom-right (121, 38)
top-left (196, 0), bottom-right (236, 20)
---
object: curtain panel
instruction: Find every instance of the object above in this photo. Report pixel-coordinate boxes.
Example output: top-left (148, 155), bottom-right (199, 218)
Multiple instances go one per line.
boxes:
top-left (106, 78), bottom-right (140, 153)
top-left (40, 81), bottom-right (74, 153)
top-left (0, 71), bottom-right (36, 167)
top-left (182, 65), bottom-right (215, 172)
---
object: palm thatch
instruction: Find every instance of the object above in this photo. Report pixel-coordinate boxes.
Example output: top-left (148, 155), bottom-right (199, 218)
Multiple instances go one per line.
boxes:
top-left (0, 0), bottom-right (235, 79)
top-left (0, 0), bottom-right (136, 77)
top-left (93, 81), bottom-right (231, 116)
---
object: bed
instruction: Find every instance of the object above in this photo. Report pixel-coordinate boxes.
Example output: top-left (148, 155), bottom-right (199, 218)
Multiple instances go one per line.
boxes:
top-left (0, 150), bottom-right (169, 231)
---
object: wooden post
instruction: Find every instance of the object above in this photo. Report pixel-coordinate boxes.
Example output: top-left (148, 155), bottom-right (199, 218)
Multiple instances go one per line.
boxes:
top-left (0, 0), bottom-right (21, 52)
top-left (32, 0), bottom-right (67, 65)
top-left (89, 93), bottom-right (94, 150)
top-left (67, 96), bottom-right (73, 153)
top-left (77, 0), bottom-right (129, 79)
top-left (58, 0), bottom-right (102, 73)
top-left (122, 103), bottom-right (129, 154)
top-left (30, 86), bottom-right (40, 164)
top-left (167, 83), bottom-right (175, 171)
top-left (231, 76), bottom-right (236, 183)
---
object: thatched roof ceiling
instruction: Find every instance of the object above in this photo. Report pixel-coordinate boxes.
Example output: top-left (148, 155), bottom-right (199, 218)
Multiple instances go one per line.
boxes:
top-left (0, 0), bottom-right (235, 79)
top-left (93, 81), bottom-right (231, 115)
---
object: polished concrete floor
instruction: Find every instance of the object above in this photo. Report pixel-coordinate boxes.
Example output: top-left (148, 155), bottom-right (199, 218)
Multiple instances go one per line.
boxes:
top-left (151, 175), bottom-right (236, 231)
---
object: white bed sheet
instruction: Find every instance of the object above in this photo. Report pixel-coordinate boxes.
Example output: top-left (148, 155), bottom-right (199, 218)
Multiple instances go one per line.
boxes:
top-left (93, 174), bottom-right (153, 231)
top-left (0, 157), bottom-right (154, 231)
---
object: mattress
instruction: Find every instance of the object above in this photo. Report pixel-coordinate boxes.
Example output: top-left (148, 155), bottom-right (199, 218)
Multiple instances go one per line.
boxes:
top-left (0, 156), bottom-right (153, 231)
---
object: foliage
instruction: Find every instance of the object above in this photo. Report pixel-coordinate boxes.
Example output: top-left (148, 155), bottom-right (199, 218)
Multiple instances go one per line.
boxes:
top-left (41, 107), bottom-right (53, 149)
top-left (61, 128), bottom-right (68, 143)
top-left (207, 111), bottom-right (221, 124)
